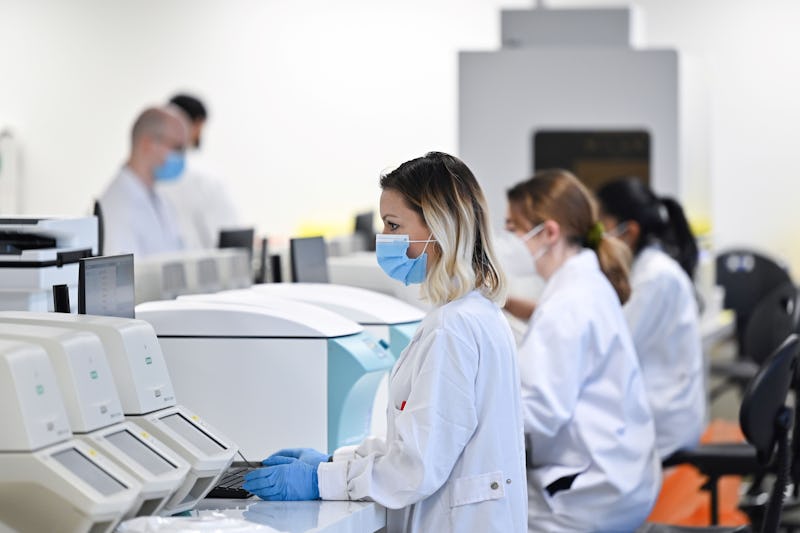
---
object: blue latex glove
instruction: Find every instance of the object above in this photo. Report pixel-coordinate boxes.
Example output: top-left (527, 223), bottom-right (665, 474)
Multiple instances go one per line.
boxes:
top-left (268, 447), bottom-right (330, 468)
top-left (243, 456), bottom-right (320, 501)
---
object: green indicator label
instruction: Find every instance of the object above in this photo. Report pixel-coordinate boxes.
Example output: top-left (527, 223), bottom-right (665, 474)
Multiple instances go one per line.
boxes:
top-left (90, 370), bottom-right (98, 380)
top-left (36, 384), bottom-right (44, 395)
top-left (145, 356), bottom-right (152, 365)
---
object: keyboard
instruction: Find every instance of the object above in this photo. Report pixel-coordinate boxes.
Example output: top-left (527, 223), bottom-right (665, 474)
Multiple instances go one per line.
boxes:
top-left (206, 464), bottom-right (257, 499)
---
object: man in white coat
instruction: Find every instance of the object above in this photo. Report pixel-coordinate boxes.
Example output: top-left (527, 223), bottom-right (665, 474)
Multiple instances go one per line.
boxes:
top-left (98, 106), bottom-right (187, 257)
top-left (158, 94), bottom-right (241, 250)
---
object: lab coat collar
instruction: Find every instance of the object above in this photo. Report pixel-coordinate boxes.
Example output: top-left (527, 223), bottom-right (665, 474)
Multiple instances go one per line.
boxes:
top-left (119, 165), bottom-right (157, 199)
top-left (389, 289), bottom-right (484, 380)
top-left (538, 249), bottom-right (599, 304)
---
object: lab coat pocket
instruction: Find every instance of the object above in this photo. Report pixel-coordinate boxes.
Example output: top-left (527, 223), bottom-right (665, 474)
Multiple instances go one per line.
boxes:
top-left (538, 466), bottom-right (589, 516)
top-left (450, 471), bottom-right (506, 508)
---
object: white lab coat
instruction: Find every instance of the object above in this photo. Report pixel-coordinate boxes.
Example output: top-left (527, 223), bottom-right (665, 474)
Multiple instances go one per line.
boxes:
top-left (519, 250), bottom-right (661, 533)
top-left (625, 246), bottom-right (705, 460)
top-left (98, 167), bottom-right (183, 257)
top-left (318, 290), bottom-right (528, 533)
top-left (157, 152), bottom-right (240, 250)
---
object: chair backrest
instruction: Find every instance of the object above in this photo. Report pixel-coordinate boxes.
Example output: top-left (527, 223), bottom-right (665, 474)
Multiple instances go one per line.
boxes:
top-left (743, 283), bottom-right (800, 366)
top-left (716, 249), bottom-right (792, 347)
top-left (739, 334), bottom-right (798, 464)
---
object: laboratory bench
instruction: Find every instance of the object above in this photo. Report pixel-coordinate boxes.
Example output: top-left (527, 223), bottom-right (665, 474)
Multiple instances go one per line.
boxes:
top-left (193, 498), bottom-right (386, 533)
top-left (117, 498), bottom-right (386, 532)
top-left (700, 309), bottom-right (735, 353)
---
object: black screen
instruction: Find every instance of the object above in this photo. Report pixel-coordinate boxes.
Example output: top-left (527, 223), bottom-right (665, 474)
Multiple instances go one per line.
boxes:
top-left (533, 130), bottom-right (650, 191)
top-left (354, 212), bottom-right (376, 252)
top-left (160, 413), bottom-right (228, 454)
top-left (290, 236), bottom-right (329, 283)
top-left (78, 254), bottom-right (135, 318)
top-left (256, 237), bottom-right (269, 284)
top-left (52, 447), bottom-right (127, 496)
top-left (218, 228), bottom-right (255, 260)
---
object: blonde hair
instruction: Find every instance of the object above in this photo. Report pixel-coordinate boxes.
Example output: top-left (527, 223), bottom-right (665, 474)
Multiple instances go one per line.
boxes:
top-left (507, 169), bottom-right (632, 304)
top-left (380, 152), bottom-right (507, 306)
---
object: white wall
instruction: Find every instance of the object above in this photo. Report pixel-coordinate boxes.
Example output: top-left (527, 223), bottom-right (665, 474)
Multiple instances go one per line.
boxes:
top-left (0, 0), bottom-right (528, 246)
top-left (546, 0), bottom-right (800, 272)
top-left (1, 0), bottom-right (798, 272)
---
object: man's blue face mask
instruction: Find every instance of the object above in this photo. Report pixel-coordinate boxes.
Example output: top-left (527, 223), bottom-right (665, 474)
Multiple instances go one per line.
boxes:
top-left (375, 234), bottom-right (436, 285)
top-left (154, 150), bottom-right (185, 182)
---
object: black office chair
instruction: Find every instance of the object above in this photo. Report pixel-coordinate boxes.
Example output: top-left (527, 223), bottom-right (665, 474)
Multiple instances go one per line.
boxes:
top-left (662, 437), bottom-right (761, 526)
top-left (742, 284), bottom-right (800, 363)
top-left (716, 250), bottom-right (792, 351)
top-left (644, 334), bottom-right (799, 533)
top-left (711, 250), bottom-right (792, 402)
top-left (710, 282), bottom-right (800, 400)
top-left (739, 334), bottom-right (797, 532)
top-left (667, 284), bottom-right (799, 524)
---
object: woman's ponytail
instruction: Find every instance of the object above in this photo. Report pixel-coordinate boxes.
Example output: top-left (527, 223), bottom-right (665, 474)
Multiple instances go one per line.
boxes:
top-left (597, 178), bottom-right (698, 280)
top-left (509, 171), bottom-right (634, 304)
top-left (594, 229), bottom-right (632, 305)
top-left (659, 197), bottom-right (698, 280)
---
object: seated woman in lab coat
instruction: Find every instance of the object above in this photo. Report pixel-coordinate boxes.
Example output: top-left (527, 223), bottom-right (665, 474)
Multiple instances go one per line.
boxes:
top-left (596, 177), bottom-right (705, 461)
top-left (506, 169), bottom-right (661, 533)
top-left (243, 152), bottom-right (528, 533)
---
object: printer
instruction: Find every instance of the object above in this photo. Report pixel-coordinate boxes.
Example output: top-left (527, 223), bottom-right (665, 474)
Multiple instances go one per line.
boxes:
top-left (0, 216), bottom-right (98, 312)
top-left (0, 338), bottom-right (140, 532)
top-left (0, 311), bottom-right (237, 515)
top-left (135, 297), bottom-right (394, 458)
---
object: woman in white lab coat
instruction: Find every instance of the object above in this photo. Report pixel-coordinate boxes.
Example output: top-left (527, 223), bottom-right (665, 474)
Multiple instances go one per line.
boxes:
top-left (243, 152), bottom-right (528, 532)
top-left (506, 169), bottom-right (661, 532)
top-left (596, 177), bottom-right (705, 460)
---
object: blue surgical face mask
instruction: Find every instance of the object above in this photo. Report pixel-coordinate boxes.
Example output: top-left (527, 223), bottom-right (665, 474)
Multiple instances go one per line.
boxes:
top-left (375, 233), bottom-right (435, 285)
top-left (154, 151), bottom-right (185, 182)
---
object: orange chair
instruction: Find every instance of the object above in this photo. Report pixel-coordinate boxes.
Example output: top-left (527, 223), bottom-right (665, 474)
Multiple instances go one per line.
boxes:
top-left (648, 420), bottom-right (750, 527)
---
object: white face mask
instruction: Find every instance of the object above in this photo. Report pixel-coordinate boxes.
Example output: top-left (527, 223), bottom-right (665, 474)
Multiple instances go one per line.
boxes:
top-left (607, 221), bottom-right (630, 238)
top-left (519, 223), bottom-right (549, 271)
top-left (520, 223), bottom-right (545, 242)
top-left (530, 244), bottom-right (549, 264)
top-left (494, 230), bottom-right (538, 278)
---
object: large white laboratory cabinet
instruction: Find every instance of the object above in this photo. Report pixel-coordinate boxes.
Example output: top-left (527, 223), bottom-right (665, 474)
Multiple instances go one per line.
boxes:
top-left (459, 6), bottom-right (710, 226)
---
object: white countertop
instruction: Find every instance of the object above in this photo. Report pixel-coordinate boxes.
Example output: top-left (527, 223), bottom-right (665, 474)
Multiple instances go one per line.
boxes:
top-left (194, 499), bottom-right (386, 533)
top-left (700, 309), bottom-right (735, 352)
top-left (118, 499), bottom-right (386, 533)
